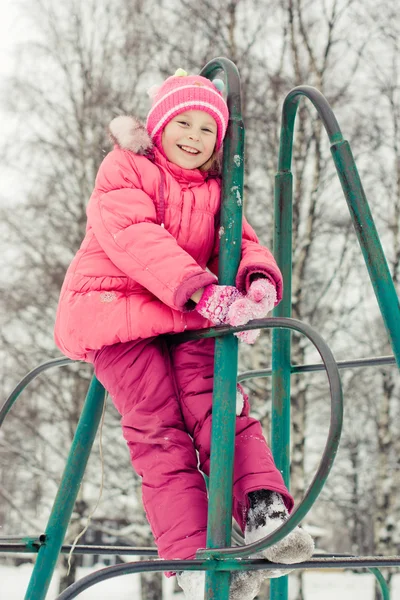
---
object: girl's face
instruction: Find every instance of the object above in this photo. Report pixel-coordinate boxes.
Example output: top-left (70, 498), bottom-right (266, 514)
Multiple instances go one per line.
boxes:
top-left (161, 110), bottom-right (217, 169)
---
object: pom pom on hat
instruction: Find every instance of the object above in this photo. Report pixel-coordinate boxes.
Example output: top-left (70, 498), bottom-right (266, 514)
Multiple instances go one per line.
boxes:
top-left (212, 78), bottom-right (225, 93)
top-left (146, 69), bottom-right (229, 152)
top-left (147, 84), bottom-right (161, 100)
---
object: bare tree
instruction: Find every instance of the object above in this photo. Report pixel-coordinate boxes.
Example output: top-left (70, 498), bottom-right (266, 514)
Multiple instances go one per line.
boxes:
top-left (352, 4), bottom-right (400, 596)
top-left (0, 0), bottom-right (164, 595)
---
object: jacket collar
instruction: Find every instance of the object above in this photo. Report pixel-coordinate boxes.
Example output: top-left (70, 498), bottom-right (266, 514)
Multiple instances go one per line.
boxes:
top-left (152, 148), bottom-right (207, 186)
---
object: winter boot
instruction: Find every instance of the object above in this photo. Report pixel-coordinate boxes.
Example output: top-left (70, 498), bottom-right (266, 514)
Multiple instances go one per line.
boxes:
top-left (229, 570), bottom-right (263, 599)
top-left (244, 490), bottom-right (314, 568)
top-left (177, 569), bottom-right (263, 600)
top-left (176, 571), bottom-right (205, 600)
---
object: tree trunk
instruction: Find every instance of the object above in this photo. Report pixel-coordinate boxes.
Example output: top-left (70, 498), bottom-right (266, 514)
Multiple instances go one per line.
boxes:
top-left (373, 369), bottom-right (396, 600)
top-left (59, 553), bottom-right (78, 593)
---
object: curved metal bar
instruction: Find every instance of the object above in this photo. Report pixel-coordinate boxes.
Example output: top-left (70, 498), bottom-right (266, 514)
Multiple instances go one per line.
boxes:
top-left (56, 556), bottom-right (400, 599)
top-left (197, 316), bottom-right (343, 559)
top-left (2, 316), bottom-right (341, 563)
top-left (276, 86), bottom-right (400, 368)
top-left (200, 57), bottom-right (241, 123)
top-left (278, 85), bottom-right (343, 171)
top-left (0, 357), bottom-right (75, 427)
top-left (238, 354), bottom-right (397, 382)
top-left (0, 540), bottom-right (158, 556)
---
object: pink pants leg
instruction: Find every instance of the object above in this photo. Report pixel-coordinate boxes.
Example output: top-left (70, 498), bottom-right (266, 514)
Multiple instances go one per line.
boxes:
top-left (171, 338), bottom-right (293, 530)
top-left (92, 338), bottom-right (208, 561)
top-left (91, 336), bottom-right (293, 563)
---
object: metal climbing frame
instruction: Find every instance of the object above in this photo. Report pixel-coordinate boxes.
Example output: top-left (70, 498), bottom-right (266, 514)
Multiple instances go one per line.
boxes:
top-left (0, 57), bottom-right (399, 600)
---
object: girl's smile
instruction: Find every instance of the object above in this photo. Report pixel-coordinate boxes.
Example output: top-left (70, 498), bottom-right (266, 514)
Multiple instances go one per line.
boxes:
top-left (178, 144), bottom-right (200, 154)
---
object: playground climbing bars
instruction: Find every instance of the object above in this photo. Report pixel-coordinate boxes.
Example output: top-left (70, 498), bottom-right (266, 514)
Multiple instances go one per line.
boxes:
top-left (0, 57), bottom-right (399, 600)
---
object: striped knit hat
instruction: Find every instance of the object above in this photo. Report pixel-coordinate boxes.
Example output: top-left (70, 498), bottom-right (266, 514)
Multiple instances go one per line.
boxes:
top-left (146, 69), bottom-right (229, 153)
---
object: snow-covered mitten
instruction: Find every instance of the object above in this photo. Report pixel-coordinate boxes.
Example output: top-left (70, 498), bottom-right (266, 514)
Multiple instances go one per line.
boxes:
top-left (228, 279), bottom-right (277, 325)
top-left (195, 284), bottom-right (241, 325)
top-left (247, 278), bottom-right (277, 307)
top-left (227, 279), bottom-right (277, 344)
top-left (245, 490), bottom-right (314, 569)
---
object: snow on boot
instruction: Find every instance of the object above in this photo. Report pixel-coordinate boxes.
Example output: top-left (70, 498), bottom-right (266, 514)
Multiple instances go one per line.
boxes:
top-left (176, 571), bottom-right (205, 600)
top-left (245, 490), bottom-right (314, 566)
top-left (177, 569), bottom-right (264, 600)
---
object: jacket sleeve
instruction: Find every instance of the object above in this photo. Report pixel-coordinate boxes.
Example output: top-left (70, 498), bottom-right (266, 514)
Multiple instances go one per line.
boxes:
top-left (87, 149), bottom-right (216, 311)
top-left (207, 215), bottom-right (283, 303)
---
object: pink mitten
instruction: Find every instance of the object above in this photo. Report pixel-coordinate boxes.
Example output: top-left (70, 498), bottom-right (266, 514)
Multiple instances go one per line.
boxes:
top-left (236, 328), bottom-right (261, 344)
top-left (227, 279), bottom-right (277, 345)
top-left (247, 278), bottom-right (277, 313)
top-left (195, 284), bottom-right (241, 325)
top-left (228, 279), bottom-right (277, 326)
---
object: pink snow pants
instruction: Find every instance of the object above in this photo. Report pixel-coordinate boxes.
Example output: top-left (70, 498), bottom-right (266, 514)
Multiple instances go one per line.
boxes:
top-left (90, 337), bottom-right (293, 562)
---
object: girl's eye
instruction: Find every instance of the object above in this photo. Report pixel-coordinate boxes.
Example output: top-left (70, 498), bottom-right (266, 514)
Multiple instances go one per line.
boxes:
top-left (202, 128), bottom-right (213, 133)
top-left (178, 121), bottom-right (189, 126)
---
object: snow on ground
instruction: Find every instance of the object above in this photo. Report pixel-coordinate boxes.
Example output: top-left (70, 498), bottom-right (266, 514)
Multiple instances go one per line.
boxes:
top-left (1, 563), bottom-right (399, 599)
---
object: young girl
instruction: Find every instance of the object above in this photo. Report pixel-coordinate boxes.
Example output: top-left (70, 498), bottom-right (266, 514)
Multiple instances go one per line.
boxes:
top-left (54, 69), bottom-right (313, 599)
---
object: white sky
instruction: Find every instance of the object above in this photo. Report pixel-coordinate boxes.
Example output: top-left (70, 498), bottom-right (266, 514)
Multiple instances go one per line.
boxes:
top-left (0, 3), bottom-right (36, 202)
top-left (0, 2), bottom-right (31, 78)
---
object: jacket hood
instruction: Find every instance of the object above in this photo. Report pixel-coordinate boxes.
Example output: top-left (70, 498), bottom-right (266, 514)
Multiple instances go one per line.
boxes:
top-left (108, 116), bottom-right (153, 155)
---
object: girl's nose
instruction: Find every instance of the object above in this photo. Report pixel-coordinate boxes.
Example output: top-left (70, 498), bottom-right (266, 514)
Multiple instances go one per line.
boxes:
top-left (188, 130), bottom-right (200, 141)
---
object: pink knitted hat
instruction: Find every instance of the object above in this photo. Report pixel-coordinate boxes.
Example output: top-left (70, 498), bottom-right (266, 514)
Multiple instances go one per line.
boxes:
top-left (146, 69), bottom-right (229, 152)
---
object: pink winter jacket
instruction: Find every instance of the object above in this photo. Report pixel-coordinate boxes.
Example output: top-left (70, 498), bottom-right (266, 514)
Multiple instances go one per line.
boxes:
top-left (54, 118), bottom-right (283, 361)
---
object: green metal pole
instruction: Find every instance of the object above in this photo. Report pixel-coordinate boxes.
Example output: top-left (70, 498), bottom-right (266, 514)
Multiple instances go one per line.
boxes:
top-left (200, 57), bottom-right (244, 600)
top-left (270, 83), bottom-right (400, 598)
top-left (270, 172), bottom-right (293, 600)
top-left (25, 376), bottom-right (106, 600)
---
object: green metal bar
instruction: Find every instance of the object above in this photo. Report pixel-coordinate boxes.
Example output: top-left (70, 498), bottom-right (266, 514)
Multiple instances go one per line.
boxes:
top-left (268, 83), bottom-right (400, 600)
top-left (271, 171), bottom-right (293, 600)
top-left (200, 56), bottom-right (244, 600)
top-left (0, 357), bottom-right (73, 427)
top-left (238, 354), bottom-right (397, 381)
top-left (55, 557), bottom-right (400, 600)
top-left (369, 568), bottom-right (391, 600)
top-left (24, 376), bottom-right (106, 600)
top-left (271, 172), bottom-right (293, 481)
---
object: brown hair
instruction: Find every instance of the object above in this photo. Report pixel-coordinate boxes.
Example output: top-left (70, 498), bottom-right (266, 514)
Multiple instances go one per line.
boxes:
top-left (199, 149), bottom-right (222, 175)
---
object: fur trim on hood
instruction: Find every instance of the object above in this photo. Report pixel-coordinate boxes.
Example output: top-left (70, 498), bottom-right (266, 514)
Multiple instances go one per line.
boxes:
top-left (108, 116), bottom-right (153, 155)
